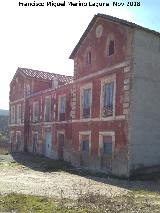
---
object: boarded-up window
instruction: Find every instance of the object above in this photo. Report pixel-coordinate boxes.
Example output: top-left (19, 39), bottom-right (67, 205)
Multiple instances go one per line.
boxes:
top-left (109, 40), bottom-right (114, 56)
top-left (59, 96), bottom-right (66, 121)
top-left (81, 135), bottom-right (89, 153)
top-left (11, 105), bottom-right (15, 124)
top-left (44, 97), bottom-right (51, 122)
top-left (16, 104), bottom-right (21, 124)
top-left (33, 101), bottom-right (39, 122)
top-left (82, 88), bottom-right (91, 118)
top-left (102, 82), bottom-right (114, 117)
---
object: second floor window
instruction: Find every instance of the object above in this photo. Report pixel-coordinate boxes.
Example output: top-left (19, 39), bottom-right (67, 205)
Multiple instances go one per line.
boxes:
top-left (44, 97), bottom-right (51, 122)
top-left (11, 105), bottom-right (15, 124)
top-left (102, 82), bottom-right (114, 117)
top-left (86, 51), bottom-right (91, 64)
top-left (33, 101), bottom-right (39, 122)
top-left (59, 96), bottom-right (66, 121)
top-left (109, 40), bottom-right (114, 56)
top-left (82, 88), bottom-right (91, 118)
top-left (16, 104), bottom-right (22, 124)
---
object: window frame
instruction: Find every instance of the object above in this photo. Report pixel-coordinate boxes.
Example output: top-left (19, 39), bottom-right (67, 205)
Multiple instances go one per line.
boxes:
top-left (10, 105), bottom-right (15, 124)
top-left (16, 131), bottom-right (21, 145)
top-left (32, 131), bottom-right (39, 148)
top-left (33, 101), bottom-right (39, 123)
top-left (80, 83), bottom-right (92, 119)
top-left (98, 131), bottom-right (115, 157)
top-left (16, 103), bottom-right (22, 124)
top-left (58, 94), bottom-right (66, 121)
top-left (100, 75), bottom-right (116, 120)
top-left (108, 40), bottom-right (115, 56)
top-left (86, 51), bottom-right (91, 64)
top-left (44, 96), bottom-right (51, 122)
top-left (79, 131), bottom-right (91, 154)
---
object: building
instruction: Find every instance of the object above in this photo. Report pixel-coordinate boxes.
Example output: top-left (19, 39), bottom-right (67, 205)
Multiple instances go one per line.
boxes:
top-left (9, 14), bottom-right (160, 177)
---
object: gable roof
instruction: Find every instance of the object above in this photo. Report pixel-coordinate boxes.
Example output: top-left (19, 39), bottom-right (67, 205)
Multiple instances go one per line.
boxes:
top-left (69, 13), bottom-right (160, 59)
top-left (11, 67), bottom-right (73, 85)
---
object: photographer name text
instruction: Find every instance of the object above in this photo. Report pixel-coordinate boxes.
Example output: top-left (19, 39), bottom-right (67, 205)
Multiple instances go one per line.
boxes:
top-left (18, 1), bottom-right (141, 7)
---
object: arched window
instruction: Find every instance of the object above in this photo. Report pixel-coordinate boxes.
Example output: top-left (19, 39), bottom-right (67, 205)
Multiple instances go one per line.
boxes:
top-left (109, 40), bottom-right (114, 56)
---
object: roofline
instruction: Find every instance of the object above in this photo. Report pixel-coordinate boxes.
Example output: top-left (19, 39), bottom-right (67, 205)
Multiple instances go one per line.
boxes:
top-left (69, 13), bottom-right (160, 59)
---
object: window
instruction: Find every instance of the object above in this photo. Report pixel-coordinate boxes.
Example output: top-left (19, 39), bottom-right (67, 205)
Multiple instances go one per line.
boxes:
top-left (82, 135), bottom-right (89, 152)
top-left (109, 40), bottom-right (114, 56)
top-left (44, 96), bottom-right (51, 122)
top-left (103, 136), bottom-right (112, 154)
top-left (86, 51), bottom-right (91, 64)
top-left (99, 132), bottom-right (115, 156)
top-left (59, 95), bottom-right (66, 121)
top-left (16, 131), bottom-right (21, 151)
top-left (79, 131), bottom-right (91, 153)
top-left (82, 88), bottom-right (91, 118)
top-left (33, 101), bottom-right (39, 122)
top-left (32, 132), bottom-right (38, 153)
top-left (26, 84), bottom-right (31, 95)
top-left (102, 81), bottom-right (114, 117)
top-left (11, 105), bottom-right (15, 124)
top-left (16, 104), bottom-right (21, 124)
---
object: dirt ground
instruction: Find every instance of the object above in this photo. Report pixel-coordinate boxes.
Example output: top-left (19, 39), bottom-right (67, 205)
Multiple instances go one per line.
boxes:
top-left (0, 153), bottom-right (159, 199)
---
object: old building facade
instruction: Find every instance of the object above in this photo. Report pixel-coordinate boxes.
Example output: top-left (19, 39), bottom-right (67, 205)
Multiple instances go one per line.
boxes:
top-left (9, 14), bottom-right (160, 177)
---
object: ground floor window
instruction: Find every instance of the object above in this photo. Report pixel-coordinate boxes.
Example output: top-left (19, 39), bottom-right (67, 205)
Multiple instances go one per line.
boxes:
top-left (99, 131), bottom-right (115, 170)
top-left (99, 131), bottom-right (115, 156)
top-left (32, 132), bottom-right (38, 153)
top-left (79, 131), bottom-right (91, 153)
top-left (16, 131), bottom-right (21, 151)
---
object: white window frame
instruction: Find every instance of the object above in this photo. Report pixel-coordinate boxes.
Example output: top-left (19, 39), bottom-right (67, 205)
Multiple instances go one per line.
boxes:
top-left (100, 74), bottom-right (116, 120)
top-left (80, 83), bottom-right (92, 119)
top-left (98, 131), bottom-right (115, 157)
top-left (16, 104), bottom-right (21, 124)
top-left (11, 105), bottom-right (15, 124)
top-left (33, 101), bottom-right (39, 122)
top-left (79, 131), bottom-right (91, 154)
top-left (58, 94), bottom-right (66, 121)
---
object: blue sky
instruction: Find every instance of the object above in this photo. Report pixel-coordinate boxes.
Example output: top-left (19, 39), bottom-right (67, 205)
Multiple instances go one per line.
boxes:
top-left (0, 0), bottom-right (159, 109)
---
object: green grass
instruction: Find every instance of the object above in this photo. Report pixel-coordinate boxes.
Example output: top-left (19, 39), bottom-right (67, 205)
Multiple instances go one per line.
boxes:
top-left (0, 193), bottom-right (87, 213)
top-left (1, 191), bottom-right (160, 213)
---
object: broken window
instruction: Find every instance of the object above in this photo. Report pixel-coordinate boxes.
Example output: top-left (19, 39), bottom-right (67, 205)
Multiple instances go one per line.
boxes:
top-left (33, 101), bottom-right (39, 122)
top-left (109, 40), bottom-right (114, 56)
top-left (59, 96), bottom-right (66, 121)
top-left (10, 105), bottom-right (15, 124)
top-left (16, 104), bottom-right (21, 124)
top-left (44, 96), bottom-right (51, 122)
top-left (102, 82), bottom-right (114, 117)
top-left (82, 88), bottom-right (91, 118)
